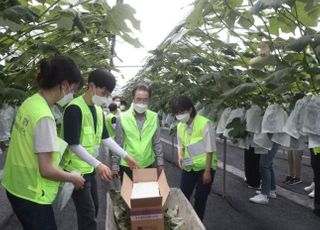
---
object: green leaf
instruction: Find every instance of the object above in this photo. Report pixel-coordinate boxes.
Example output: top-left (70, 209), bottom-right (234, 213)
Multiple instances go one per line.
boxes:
top-left (222, 82), bottom-right (257, 98)
top-left (227, 0), bottom-right (243, 8)
top-left (0, 17), bottom-right (23, 31)
top-left (246, 69), bottom-right (268, 79)
top-left (66, 51), bottom-right (91, 67)
top-left (266, 67), bottom-right (296, 84)
top-left (238, 12), bottom-right (254, 29)
top-left (1, 5), bottom-right (37, 24)
top-left (0, 87), bottom-right (27, 102)
top-left (74, 13), bottom-right (86, 33)
top-left (56, 9), bottom-right (76, 30)
top-left (28, 42), bottom-right (61, 54)
top-left (295, 1), bottom-right (320, 27)
top-left (315, 45), bottom-right (320, 59)
top-left (186, 0), bottom-right (205, 29)
top-left (251, 0), bottom-right (285, 14)
top-left (120, 33), bottom-right (143, 48)
top-left (225, 117), bottom-right (247, 139)
top-left (285, 35), bottom-right (313, 52)
top-left (107, 3), bottom-right (140, 34)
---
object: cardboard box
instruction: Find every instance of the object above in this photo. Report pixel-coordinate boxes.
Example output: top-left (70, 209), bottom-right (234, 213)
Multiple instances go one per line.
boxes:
top-left (121, 168), bottom-right (170, 230)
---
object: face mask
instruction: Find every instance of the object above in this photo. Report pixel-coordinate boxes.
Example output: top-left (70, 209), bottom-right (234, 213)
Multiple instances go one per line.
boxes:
top-left (120, 105), bottom-right (126, 111)
top-left (57, 92), bottom-right (73, 107)
top-left (176, 113), bottom-right (190, 123)
top-left (133, 103), bottom-right (148, 114)
top-left (92, 95), bottom-right (112, 107)
top-left (114, 101), bottom-right (121, 107)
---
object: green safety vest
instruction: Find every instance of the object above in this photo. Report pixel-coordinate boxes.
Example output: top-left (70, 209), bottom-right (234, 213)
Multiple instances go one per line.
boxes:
top-left (2, 93), bottom-right (63, 204)
top-left (313, 147), bottom-right (320, 155)
top-left (177, 114), bottom-right (217, 172)
top-left (105, 113), bottom-right (116, 139)
top-left (120, 109), bottom-right (158, 168)
top-left (61, 95), bottom-right (103, 174)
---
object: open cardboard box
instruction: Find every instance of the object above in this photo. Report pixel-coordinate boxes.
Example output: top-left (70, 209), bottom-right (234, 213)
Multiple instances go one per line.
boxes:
top-left (121, 168), bottom-right (170, 230)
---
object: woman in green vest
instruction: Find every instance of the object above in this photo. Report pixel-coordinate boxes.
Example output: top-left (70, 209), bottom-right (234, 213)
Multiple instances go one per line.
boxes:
top-left (173, 95), bottom-right (217, 221)
top-left (1, 56), bottom-right (85, 230)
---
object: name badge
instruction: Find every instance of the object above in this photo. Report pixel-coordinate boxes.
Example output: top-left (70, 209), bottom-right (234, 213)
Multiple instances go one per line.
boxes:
top-left (183, 157), bottom-right (193, 167)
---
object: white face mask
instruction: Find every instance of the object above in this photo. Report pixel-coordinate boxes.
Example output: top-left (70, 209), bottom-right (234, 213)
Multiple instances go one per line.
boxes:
top-left (57, 92), bottom-right (73, 107)
top-left (120, 105), bottom-right (126, 111)
top-left (114, 101), bottom-right (121, 107)
top-left (133, 103), bottom-right (148, 114)
top-left (92, 95), bottom-right (112, 107)
top-left (176, 113), bottom-right (190, 123)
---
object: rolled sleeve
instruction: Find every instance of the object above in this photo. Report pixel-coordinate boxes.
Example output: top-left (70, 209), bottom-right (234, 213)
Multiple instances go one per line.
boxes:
top-left (203, 122), bottom-right (217, 153)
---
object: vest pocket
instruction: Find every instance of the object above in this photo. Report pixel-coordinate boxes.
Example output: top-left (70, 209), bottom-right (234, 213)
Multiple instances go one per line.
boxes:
top-left (82, 126), bottom-right (95, 146)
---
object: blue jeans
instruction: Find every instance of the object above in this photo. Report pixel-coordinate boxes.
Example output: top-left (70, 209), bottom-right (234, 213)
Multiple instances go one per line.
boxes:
top-left (260, 143), bottom-right (279, 195)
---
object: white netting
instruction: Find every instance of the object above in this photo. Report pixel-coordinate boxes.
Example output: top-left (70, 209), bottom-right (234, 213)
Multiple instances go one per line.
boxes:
top-left (302, 96), bottom-right (320, 136)
top-left (253, 132), bottom-right (273, 150)
top-left (245, 105), bottom-right (262, 133)
top-left (308, 133), bottom-right (320, 148)
top-left (271, 133), bottom-right (291, 148)
top-left (283, 96), bottom-right (310, 139)
top-left (261, 104), bottom-right (288, 134)
top-left (216, 107), bottom-right (232, 134)
top-left (0, 104), bottom-right (16, 142)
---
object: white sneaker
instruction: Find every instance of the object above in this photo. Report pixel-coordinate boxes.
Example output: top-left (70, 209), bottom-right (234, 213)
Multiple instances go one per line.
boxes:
top-left (304, 182), bottom-right (315, 193)
top-left (249, 194), bottom-right (269, 204)
top-left (256, 190), bottom-right (277, 199)
top-left (309, 190), bottom-right (315, 198)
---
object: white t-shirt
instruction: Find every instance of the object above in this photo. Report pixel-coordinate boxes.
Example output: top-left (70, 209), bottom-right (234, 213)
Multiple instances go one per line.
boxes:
top-left (33, 117), bottom-right (58, 154)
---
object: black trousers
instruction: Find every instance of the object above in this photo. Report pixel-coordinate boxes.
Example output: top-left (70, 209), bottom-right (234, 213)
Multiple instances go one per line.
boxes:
top-left (311, 149), bottom-right (320, 211)
top-left (244, 147), bottom-right (261, 187)
top-left (72, 171), bottom-right (99, 230)
top-left (180, 169), bottom-right (215, 221)
top-left (6, 190), bottom-right (57, 230)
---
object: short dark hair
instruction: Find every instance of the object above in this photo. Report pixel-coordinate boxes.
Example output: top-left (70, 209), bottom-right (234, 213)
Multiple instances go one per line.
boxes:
top-left (108, 103), bottom-right (118, 112)
top-left (132, 83), bottom-right (151, 98)
top-left (88, 69), bottom-right (116, 93)
top-left (37, 56), bottom-right (83, 89)
top-left (172, 95), bottom-right (197, 118)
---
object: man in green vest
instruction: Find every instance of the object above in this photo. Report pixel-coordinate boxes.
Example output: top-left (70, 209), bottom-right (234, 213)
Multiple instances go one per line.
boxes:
top-left (112, 95), bottom-right (122, 116)
top-left (61, 69), bottom-right (138, 230)
top-left (173, 95), bottom-right (217, 221)
top-left (112, 83), bottom-right (164, 179)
